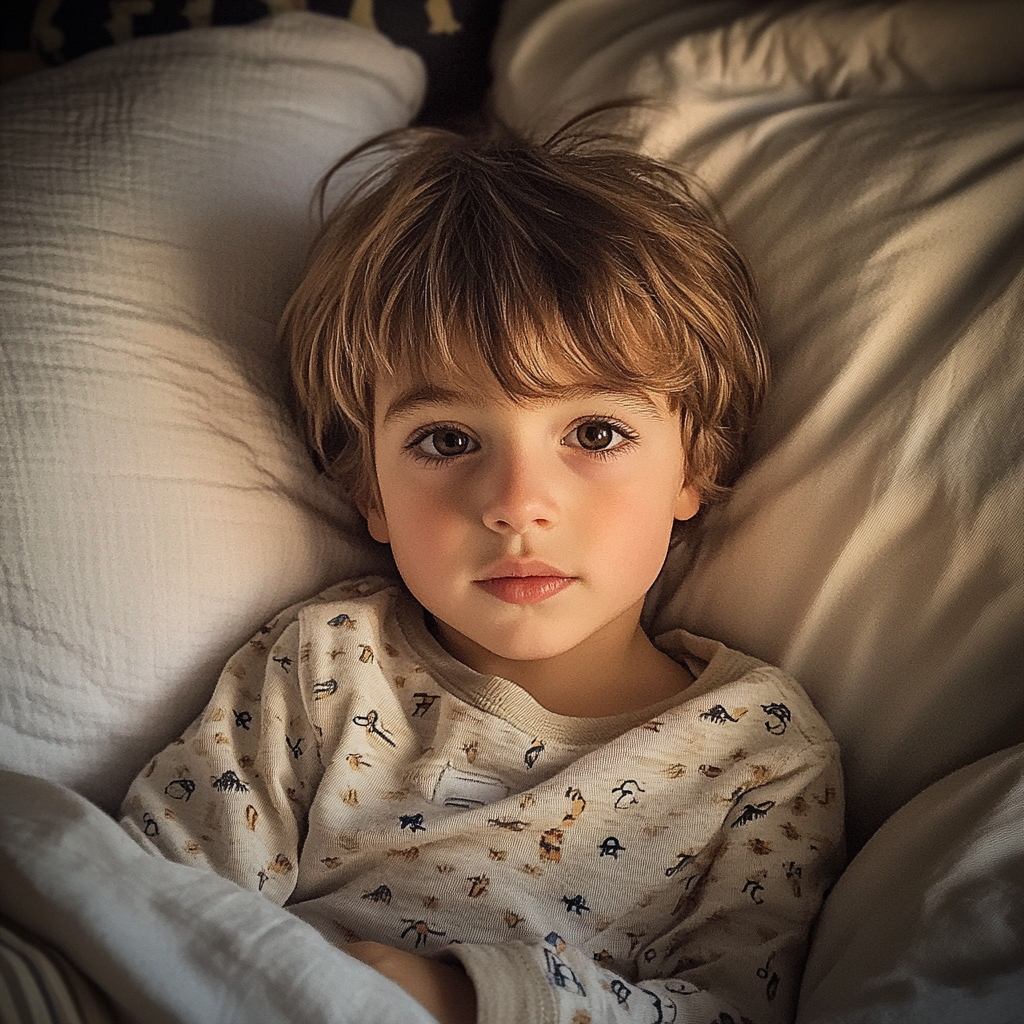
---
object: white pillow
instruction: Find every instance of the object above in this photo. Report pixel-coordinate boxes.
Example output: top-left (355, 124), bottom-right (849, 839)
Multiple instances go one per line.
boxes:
top-left (0, 13), bottom-right (423, 812)
top-left (492, 0), bottom-right (1024, 850)
top-left (796, 742), bottom-right (1024, 1023)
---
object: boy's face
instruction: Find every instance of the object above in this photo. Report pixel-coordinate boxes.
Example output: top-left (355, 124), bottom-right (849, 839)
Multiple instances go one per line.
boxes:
top-left (366, 359), bottom-right (700, 671)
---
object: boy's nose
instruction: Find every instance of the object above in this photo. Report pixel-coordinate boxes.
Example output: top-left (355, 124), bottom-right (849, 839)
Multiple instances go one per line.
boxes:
top-left (479, 452), bottom-right (559, 535)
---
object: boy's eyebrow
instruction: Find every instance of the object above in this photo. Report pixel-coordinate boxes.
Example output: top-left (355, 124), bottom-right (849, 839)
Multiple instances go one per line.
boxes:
top-left (382, 383), bottom-right (666, 424)
top-left (382, 385), bottom-right (482, 424)
top-left (559, 385), bottom-right (665, 419)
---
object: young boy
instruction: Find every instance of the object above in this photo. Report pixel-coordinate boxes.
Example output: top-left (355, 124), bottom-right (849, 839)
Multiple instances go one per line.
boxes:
top-left (121, 122), bottom-right (843, 1024)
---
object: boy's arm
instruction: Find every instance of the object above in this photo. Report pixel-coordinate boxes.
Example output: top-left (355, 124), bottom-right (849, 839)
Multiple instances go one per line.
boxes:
top-left (438, 738), bottom-right (844, 1024)
top-left (119, 613), bottom-right (323, 904)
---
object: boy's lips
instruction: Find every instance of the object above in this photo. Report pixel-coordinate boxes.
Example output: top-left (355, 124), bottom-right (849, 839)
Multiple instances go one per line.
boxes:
top-left (477, 558), bottom-right (569, 581)
top-left (474, 559), bottom-right (576, 605)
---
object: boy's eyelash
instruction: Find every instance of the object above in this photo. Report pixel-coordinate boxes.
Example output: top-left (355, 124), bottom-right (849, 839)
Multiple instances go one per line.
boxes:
top-left (403, 416), bottom-right (641, 464)
top-left (571, 416), bottom-right (638, 436)
top-left (404, 422), bottom-right (475, 466)
top-left (566, 416), bottom-right (640, 460)
top-left (404, 422), bottom-right (465, 447)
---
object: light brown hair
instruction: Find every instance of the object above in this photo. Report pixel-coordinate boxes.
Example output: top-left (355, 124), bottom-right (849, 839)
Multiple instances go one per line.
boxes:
top-left (281, 118), bottom-right (768, 511)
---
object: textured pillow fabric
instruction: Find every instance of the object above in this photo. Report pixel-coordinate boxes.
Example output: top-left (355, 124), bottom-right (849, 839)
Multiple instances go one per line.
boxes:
top-left (491, 0), bottom-right (1024, 851)
top-left (796, 743), bottom-right (1024, 1023)
top-left (0, 13), bottom-right (421, 813)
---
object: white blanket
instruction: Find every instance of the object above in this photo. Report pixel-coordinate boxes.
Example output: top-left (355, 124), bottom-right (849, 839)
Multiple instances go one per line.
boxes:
top-left (0, 770), bottom-right (437, 1024)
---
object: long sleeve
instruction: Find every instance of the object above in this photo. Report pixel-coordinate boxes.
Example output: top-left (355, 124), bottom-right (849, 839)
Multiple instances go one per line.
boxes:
top-left (120, 608), bottom-right (325, 905)
top-left (443, 731), bottom-right (843, 1024)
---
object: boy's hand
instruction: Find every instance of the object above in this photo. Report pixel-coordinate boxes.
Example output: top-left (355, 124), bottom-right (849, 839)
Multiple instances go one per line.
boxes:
top-left (345, 940), bottom-right (477, 1024)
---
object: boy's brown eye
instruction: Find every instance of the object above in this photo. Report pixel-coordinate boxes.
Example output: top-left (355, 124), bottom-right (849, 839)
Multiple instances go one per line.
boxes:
top-left (422, 429), bottom-right (473, 457)
top-left (576, 423), bottom-right (614, 450)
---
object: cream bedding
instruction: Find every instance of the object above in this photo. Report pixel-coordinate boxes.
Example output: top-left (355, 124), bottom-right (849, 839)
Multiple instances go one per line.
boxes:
top-left (1, 3), bottom-right (1021, 1022)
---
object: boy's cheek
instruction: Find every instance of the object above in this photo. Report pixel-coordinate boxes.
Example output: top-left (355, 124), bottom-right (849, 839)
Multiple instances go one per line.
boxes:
top-left (385, 513), bottom-right (465, 589)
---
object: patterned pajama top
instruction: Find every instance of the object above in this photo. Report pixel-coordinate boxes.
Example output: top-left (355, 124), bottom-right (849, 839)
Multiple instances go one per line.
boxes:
top-left (120, 576), bottom-right (844, 1024)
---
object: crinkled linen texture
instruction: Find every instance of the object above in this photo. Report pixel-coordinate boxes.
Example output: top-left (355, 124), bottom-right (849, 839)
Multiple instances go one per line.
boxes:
top-left (0, 11), bottom-right (420, 812)
top-left (122, 577), bottom-right (844, 1024)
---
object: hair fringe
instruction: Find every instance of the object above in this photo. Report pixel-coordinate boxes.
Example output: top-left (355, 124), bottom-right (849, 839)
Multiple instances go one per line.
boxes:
top-left (280, 110), bottom-right (768, 510)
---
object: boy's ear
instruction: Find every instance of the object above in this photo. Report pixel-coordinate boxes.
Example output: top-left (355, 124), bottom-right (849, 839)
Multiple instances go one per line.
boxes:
top-left (674, 483), bottom-right (701, 522)
top-left (360, 493), bottom-right (391, 548)
top-left (358, 496), bottom-right (391, 544)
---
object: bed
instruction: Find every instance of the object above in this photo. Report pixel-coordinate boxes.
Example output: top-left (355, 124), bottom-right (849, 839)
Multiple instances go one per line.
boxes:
top-left (1, 2), bottom-right (1022, 1022)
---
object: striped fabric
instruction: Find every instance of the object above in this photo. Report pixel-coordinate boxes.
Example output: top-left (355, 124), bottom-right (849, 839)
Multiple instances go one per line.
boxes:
top-left (0, 918), bottom-right (116, 1024)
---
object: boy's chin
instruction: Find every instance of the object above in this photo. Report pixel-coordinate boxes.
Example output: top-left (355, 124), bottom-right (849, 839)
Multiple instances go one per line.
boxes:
top-left (429, 615), bottom-right (584, 670)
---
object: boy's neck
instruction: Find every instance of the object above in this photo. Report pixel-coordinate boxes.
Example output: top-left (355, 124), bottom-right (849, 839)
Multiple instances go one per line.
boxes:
top-left (428, 601), bottom-right (695, 718)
